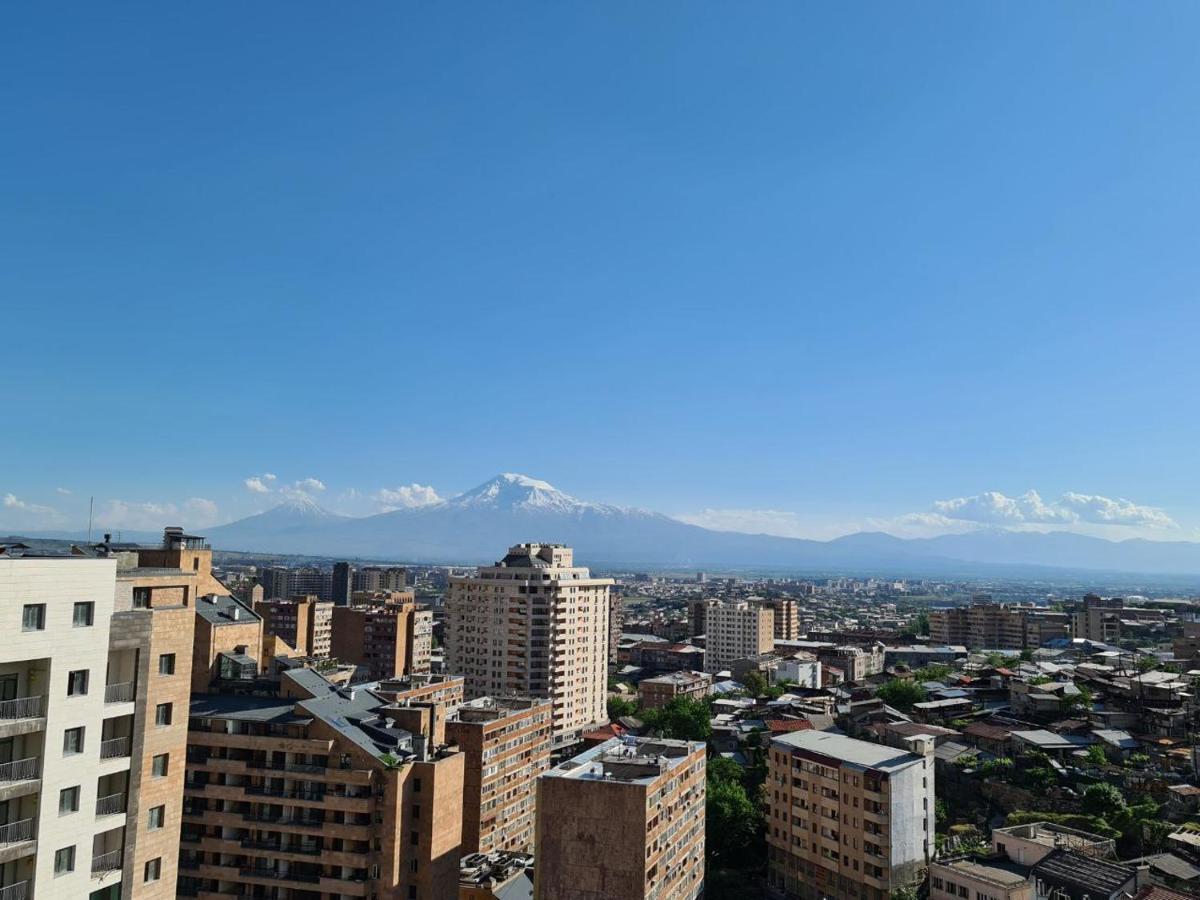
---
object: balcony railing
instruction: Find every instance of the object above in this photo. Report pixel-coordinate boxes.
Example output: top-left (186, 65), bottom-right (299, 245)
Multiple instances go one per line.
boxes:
top-left (91, 848), bottom-right (123, 874)
top-left (0, 697), bottom-right (43, 721)
top-left (0, 758), bottom-right (38, 783)
top-left (0, 881), bottom-right (29, 900)
top-left (100, 737), bottom-right (131, 759)
top-left (0, 819), bottom-right (34, 846)
top-left (96, 792), bottom-right (125, 817)
top-left (104, 682), bottom-right (135, 704)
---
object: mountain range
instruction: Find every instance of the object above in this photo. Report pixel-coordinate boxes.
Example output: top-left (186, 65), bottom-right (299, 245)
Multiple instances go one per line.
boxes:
top-left (185, 473), bottom-right (1200, 577)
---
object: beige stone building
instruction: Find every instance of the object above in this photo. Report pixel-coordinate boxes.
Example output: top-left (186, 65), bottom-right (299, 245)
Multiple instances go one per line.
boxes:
top-left (754, 597), bottom-right (802, 640)
top-left (446, 544), bottom-right (613, 747)
top-left (254, 593), bottom-right (333, 657)
top-left (703, 601), bottom-right (774, 673)
top-left (446, 696), bottom-right (552, 855)
top-left (535, 736), bottom-right (706, 900)
top-left (766, 730), bottom-right (935, 900)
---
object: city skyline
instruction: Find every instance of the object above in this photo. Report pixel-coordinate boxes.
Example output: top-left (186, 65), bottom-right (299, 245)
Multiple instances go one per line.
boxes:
top-left (7, 5), bottom-right (1200, 541)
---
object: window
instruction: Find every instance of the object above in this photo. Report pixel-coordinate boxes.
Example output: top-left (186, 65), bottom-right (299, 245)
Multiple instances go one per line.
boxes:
top-left (22, 604), bottom-right (45, 632)
top-left (152, 754), bottom-right (169, 777)
top-left (144, 857), bottom-right (161, 883)
top-left (410, 831), bottom-right (419, 846)
top-left (72, 601), bottom-right (94, 627)
top-left (413, 777), bottom-right (422, 793)
top-left (67, 670), bottom-right (89, 697)
top-left (411, 804), bottom-right (420, 819)
top-left (158, 654), bottom-right (176, 676)
top-left (155, 703), bottom-right (172, 726)
top-left (133, 587), bottom-right (151, 608)
top-left (148, 805), bottom-right (165, 830)
top-left (63, 726), bottom-right (84, 755)
top-left (408, 888), bottom-right (417, 900)
top-left (59, 786), bottom-right (80, 815)
top-left (54, 846), bottom-right (75, 874)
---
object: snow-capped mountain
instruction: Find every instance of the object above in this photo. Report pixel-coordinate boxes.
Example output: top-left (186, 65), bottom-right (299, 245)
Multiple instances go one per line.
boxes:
top-left (193, 473), bottom-right (1200, 576)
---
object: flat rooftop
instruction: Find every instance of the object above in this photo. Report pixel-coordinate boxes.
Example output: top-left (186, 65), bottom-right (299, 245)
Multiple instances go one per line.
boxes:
top-left (936, 857), bottom-right (1030, 886)
top-left (771, 730), bottom-right (927, 772)
top-left (545, 736), bottom-right (700, 784)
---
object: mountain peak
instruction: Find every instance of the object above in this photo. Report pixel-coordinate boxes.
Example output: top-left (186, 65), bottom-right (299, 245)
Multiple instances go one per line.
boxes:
top-left (451, 473), bottom-right (598, 513)
top-left (268, 496), bottom-right (336, 518)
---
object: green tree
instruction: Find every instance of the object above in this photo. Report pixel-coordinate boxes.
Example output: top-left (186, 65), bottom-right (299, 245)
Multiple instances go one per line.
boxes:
top-left (641, 696), bottom-right (712, 741)
top-left (914, 664), bottom-right (952, 682)
top-left (1019, 649), bottom-right (1034, 661)
top-left (1082, 782), bottom-right (1126, 820)
top-left (741, 669), bottom-right (769, 697)
top-left (706, 776), bottom-right (759, 860)
top-left (875, 678), bottom-right (927, 712)
top-left (1085, 744), bottom-right (1108, 767)
top-left (607, 695), bottom-right (638, 720)
top-left (707, 757), bottom-right (747, 785)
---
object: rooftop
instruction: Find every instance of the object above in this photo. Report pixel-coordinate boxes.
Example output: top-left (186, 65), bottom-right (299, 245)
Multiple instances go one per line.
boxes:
top-left (196, 593), bottom-right (260, 626)
top-left (1032, 849), bottom-right (1134, 895)
top-left (771, 729), bottom-right (928, 772)
top-left (934, 856), bottom-right (1030, 887)
top-left (545, 736), bottom-right (700, 784)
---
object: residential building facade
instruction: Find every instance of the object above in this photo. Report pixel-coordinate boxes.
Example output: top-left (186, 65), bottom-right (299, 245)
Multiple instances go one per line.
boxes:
top-left (446, 544), bottom-right (613, 747)
top-left (535, 737), bottom-right (706, 900)
top-left (766, 730), bottom-right (935, 900)
top-left (703, 601), bottom-right (774, 673)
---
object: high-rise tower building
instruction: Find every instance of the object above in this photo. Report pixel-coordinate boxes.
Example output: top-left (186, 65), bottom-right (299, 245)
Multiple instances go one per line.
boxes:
top-left (446, 544), bottom-right (613, 747)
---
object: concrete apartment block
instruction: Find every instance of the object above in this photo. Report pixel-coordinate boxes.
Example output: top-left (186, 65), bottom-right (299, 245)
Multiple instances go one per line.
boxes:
top-left (254, 594), bottom-right (333, 658)
top-left (703, 601), bottom-right (774, 673)
top-left (447, 544), bottom-right (613, 747)
top-left (766, 730), bottom-right (935, 900)
top-left (332, 592), bottom-right (431, 682)
top-left (535, 737), bottom-right (706, 900)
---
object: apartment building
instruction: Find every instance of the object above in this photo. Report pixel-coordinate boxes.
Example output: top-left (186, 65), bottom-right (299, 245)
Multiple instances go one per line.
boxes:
top-left (192, 594), bottom-right (263, 694)
top-left (930, 604), bottom-right (1071, 651)
top-left (179, 665), bottom-right (464, 900)
top-left (445, 696), bottom-right (552, 855)
top-left (608, 594), bottom-right (624, 671)
top-left (254, 594), bottom-right (333, 657)
top-left (353, 566), bottom-right (409, 593)
top-left (687, 598), bottom-right (712, 638)
top-left (260, 566), bottom-right (331, 602)
top-left (766, 730), bottom-right (935, 900)
top-left (754, 597), bottom-right (802, 640)
top-left (703, 601), bottom-right (774, 673)
top-left (535, 737), bottom-right (706, 900)
top-left (446, 544), bottom-right (613, 748)
top-left (331, 593), bottom-right (432, 681)
top-left (638, 671), bottom-right (714, 710)
top-left (815, 644), bottom-right (885, 683)
top-left (1072, 594), bottom-right (1123, 644)
top-left (0, 528), bottom-right (199, 900)
top-left (373, 673), bottom-right (466, 709)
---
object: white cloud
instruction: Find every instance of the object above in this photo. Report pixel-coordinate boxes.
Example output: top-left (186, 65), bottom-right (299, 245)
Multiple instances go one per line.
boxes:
top-left (0, 493), bottom-right (63, 530)
top-left (97, 497), bottom-right (221, 531)
top-left (1058, 492), bottom-right (1176, 528)
top-left (245, 473), bottom-right (324, 500)
top-left (930, 489), bottom-right (1175, 530)
top-left (933, 490), bottom-right (1074, 525)
top-left (244, 477), bottom-right (272, 494)
top-left (373, 484), bottom-right (443, 512)
top-left (55, 487), bottom-right (72, 496)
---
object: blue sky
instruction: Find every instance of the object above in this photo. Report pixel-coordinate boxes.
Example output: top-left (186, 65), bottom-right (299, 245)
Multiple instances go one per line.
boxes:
top-left (4, 4), bottom-right (1200, 540)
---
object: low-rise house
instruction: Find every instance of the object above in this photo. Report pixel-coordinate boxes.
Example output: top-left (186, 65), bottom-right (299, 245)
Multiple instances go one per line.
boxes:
top-left (1092, 728), bottom-right (1139, 762)
top-left (912, 696), bottom-right (974, 724)
top-left (964, 721), bottom-right (1019, 757)
top-left (930, 856), bottom-right (1033, 900)
top-left (1011, 729), bottom-right (1094, 760)
top-left (991, 822), bottom-right (1116, 866)
top-left (637, 670), bottom-right (713, 710)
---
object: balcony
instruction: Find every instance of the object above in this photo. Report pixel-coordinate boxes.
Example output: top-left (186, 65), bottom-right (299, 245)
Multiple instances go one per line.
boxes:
top-left (104, 682), bottom-right (135, 704)
top-left (0, 698), bottom-right (43, 722)
top-left (100, 737), bottom-right (131, 760)
top-left (0, 882), bottom-right (28, 900)
top-left (96, 792), bottom-right (125, 817)
top-left (0, 820), bottom-right (33, 846)
top-left (91, 848), bottom-right (123, 874)
top-left (0, 760), bottom-right (37, 784)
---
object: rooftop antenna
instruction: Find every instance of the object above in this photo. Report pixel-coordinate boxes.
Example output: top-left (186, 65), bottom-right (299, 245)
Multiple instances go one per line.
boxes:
top-left (87, 496), bottom-right (94, 543)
